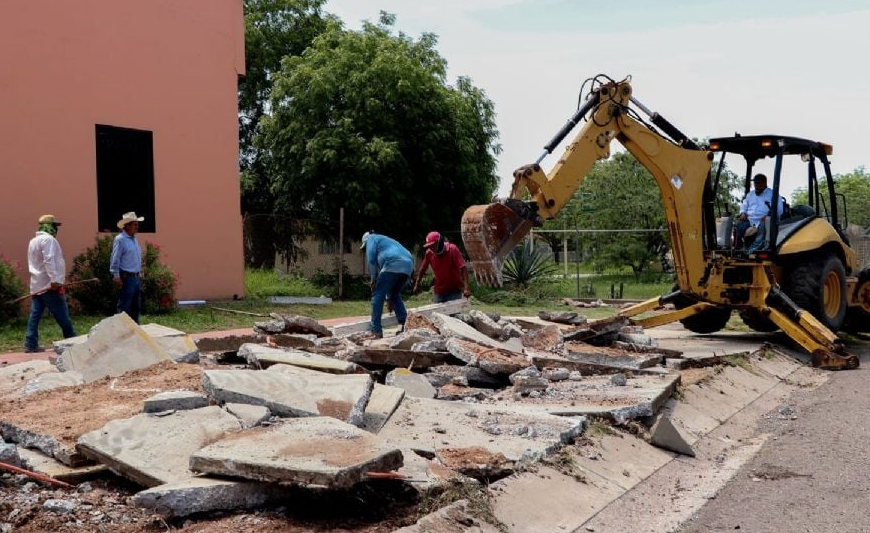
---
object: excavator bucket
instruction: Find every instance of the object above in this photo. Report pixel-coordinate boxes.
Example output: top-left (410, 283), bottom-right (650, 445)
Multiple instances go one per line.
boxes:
top-left (461, 202), bottom-right (534, 286)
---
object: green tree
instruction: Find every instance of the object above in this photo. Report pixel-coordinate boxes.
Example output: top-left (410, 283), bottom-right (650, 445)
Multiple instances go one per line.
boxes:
top-left (791, 166), bottom-right (870, 228)
top-left (258, 13), bottom-right (500, 256)
top-left (541, 151), bottom-right (740, 276)
top-left (240, 0), bottom-right (333, 265)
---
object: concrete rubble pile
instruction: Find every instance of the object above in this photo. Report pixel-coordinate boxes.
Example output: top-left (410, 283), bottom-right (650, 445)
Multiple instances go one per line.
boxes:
top-left (0, 303), bottom-right (798, 531)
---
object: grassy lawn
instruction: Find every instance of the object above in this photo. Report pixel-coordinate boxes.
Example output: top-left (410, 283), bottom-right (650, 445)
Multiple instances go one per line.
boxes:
top-left (0, 268), bottom-right (655, 353)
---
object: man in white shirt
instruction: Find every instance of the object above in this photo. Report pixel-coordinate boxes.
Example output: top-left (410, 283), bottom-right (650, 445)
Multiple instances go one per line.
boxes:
top-left (734, 174), bottom-right (783, 251)
top-left (24, 214), bottom-right (76, 353)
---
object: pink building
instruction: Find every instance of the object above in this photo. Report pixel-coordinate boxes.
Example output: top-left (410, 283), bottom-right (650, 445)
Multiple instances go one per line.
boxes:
top-left (0, 0), bottom-right (246, 300)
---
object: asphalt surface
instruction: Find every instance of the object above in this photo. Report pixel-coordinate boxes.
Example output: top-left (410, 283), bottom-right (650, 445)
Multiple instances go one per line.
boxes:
top-left (677, 340), bottom-right (870, 533)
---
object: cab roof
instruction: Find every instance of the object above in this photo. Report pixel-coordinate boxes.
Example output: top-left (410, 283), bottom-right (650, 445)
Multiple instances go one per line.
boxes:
top-left (706, 134), bottom-right (832, 164)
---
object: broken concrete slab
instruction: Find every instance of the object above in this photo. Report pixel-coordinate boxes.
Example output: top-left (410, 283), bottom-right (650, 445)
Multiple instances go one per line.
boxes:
top-left (361, 384), bottom-right (405, 434)
top-left (189, 417), bottom-right (403, 489)
top-left (445, 338), bottom-right (528, 376)
top-left (142, 391), bottom-right (209, 413)
top-left (201, 366), bottom-right (373, 427)
top-left (392, 499), bottom-right (503, 533)
top-left (649, 414), bottom-right (695, 457)
top-left (521, 324), bottom-right (563, 350)
top-left (238, 343), bottom-right (363, 374)
top-left (224, 402), bottom-right (270, 429)
top-left (378, 397), bottom-right (586, 464)
top-left (0, 442), bottom-right (21, 466)
top-left (253, 313), bottom-right (331, 337)
top-left (389, 328), bottom-right (441, 350)
top-left (538, 310), bottom-right (587, 325)
top-left (132, 476), bottom-right (292, 518)
top-left (330, 300), bottom-right (471, 336)
top-left (53, 322), bottom-right (199, 364)
top-left (0, 361), bottom-right (202, 466)
top-left (432, 313), bottom-right (524, 355)
top-left (76, 406), bottom-right (241, 487)
top-left (0, 360), bottom-right (57, 397)
top-left (56, 313), bottom-right (171, 383)
top-left (424, 365), bottom-right (502, 389)
top-left (562, 315), bottom-right (630, 343)
top-left (564, 342), bottom-right (663, 369)
top-left (468, 309), bottom-right (505, 339)
top-left (342, 346), bottom-right (452, 370)
top-left (385, 369), bottom-right (436, 399)
top-left (490, 372), bottom-right (680, 425)
top-left (436, 383), bottom-right (493, 401)
top-left (16, 447), bottom-right (108, 483)
top-left (193, 333), bottom-right (264, 353)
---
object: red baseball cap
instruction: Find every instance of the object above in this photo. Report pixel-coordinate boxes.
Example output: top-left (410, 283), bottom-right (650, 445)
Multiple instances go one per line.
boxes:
top-left (423, 231), bottom-right (440, 248)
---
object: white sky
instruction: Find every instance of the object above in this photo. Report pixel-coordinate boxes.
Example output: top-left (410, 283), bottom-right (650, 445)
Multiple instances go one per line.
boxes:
top-left (324, 0), bottom-right (870, 199)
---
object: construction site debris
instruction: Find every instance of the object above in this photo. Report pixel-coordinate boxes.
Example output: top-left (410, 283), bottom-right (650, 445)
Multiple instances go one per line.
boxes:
top-left (142, 390), bottom-right (209, 413)
top-left (240, 342), bottom-right (364, 373)
top-left (385, 368), bottom-right (437, 399)
top-left (253, 313), bottom-right (332, 337)
top-left (224, 402), bottom-right (271, 429)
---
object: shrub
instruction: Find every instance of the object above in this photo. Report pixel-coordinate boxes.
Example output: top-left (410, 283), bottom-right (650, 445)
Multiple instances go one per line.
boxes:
top-left (0, 251), bottom-right (24, 325)
top-left (68, 235), bottom-right (178, 315)
top-left (502, 239), bottom-right (558, 287)
top-left (311, 267), bottom-right (371, 300)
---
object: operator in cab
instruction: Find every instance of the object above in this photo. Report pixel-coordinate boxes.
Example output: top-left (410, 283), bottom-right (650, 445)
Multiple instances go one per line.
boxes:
top-left (734, 173), bottom-right (783, 251)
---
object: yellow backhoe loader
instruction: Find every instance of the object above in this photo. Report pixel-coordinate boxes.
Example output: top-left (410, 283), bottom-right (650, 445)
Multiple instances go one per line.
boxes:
top-left (461, 75), bottom-right (869, 370)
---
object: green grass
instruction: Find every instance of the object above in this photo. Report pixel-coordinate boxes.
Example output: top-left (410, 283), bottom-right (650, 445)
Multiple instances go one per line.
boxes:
top-left (2, 268), bottom-right (672, 353)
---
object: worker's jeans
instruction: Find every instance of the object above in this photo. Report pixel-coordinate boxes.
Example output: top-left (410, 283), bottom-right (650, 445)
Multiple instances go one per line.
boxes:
top-left (433, 291), bottom-right (463, 303)
top-left (117, 274), bottom-right (142, 324)
top-left (370, 272), bottom-right (409, 335)
top-left (24, 291), bottom-right (76, 351)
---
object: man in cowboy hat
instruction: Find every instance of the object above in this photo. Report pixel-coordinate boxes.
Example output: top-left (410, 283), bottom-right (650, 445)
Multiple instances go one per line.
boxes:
top-left (360, 231), bottom-right (414, 338)
top-left (24, 214), bottom-right (77, 352)
top-left (109, 211), bottom-right (144, 323)
top-left (412, 231), bottom-right (471, 303)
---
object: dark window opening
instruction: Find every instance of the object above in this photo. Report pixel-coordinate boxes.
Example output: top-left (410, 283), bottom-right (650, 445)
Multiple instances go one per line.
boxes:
top-left (95, 125), bottom-right (155, 233)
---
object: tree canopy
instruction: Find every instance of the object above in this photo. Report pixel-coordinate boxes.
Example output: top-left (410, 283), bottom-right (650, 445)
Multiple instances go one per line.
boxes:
top-left (791, 166), bottom-right (870, 229)
top-left (257, 13), bottom-right (500, 257)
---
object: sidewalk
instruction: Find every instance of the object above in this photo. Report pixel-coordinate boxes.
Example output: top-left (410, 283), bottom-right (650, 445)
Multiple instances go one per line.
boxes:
top-left (0, 315), bottom-right (372, 367)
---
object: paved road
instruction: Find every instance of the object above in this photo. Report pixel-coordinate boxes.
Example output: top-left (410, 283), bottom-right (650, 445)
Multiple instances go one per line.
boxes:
top-left (678, 340), bottom-right (870, 533)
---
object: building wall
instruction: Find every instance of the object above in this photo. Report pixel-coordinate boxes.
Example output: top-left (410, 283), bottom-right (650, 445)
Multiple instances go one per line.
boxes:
top-left (0, 0), bottom-right (245, 299)
top-left (279, 238), bottom-right (368, 278)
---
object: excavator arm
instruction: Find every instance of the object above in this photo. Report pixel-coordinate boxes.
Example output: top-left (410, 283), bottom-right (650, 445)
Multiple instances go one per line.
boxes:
top-left (461, 76), bottom-right (858, 370)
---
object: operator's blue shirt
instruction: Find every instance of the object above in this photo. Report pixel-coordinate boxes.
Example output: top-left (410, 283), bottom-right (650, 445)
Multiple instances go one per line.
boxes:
top-left (109, 232), bottom-right (142, 277)
top-left (365, 234), bottom-right (414, 277)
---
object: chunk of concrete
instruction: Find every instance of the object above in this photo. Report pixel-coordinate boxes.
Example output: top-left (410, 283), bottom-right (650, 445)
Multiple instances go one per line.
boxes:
top-left (343, 346), bottom-right (451, 370)
top-left (132, 476), bottom-right (292, 518)
top-left (56, 313), bottom-right (171, 383)
top-left (446, 338), bottom-right (528, 375)
top-left (224, 403), bottom-right (271, 429)
top-left (385, 368), bottom-right (437, 399)
top-left (392, 499), bottom-right (503, 533)
top-left (361, 384), bottom-right (405, 433)
top-left (468, 309), bottom-right (505, 339)
top-left (201, 366), bottom-right (373, 427)
top-left (389, 328), bottom-right (440, 350)
top-left (189, 417), bottom-right (403, 489)
top-left (562, 315), bottom-right (630, 342)
top-left (254, 313), bottom-right (331, 337)
top-left (17, 448), bottom-right (107, 483)
top-left (140, 323), bottom-right (201, 364)
top-left (143, 391), bottom-right (209, 413)
top-left (22, 370), bottom-right (85, 395)
top-left (432, 313), bottom-right (524, 355)
top-left (76, 406), bottom-right (241, 487)
top-left (330, 300), bottom-right (470, 337)
top-left (649, 414), bottom-right (695, 457)
top-left (521, 324), bottom-right (563, 350)
top-left (0, 442), bottom-right (22, 467)
top-left (268, 295), bottom-right (332, 305)
top-left (436, 383), bottom-right (493, 401)
top-left (0, 360), bottom-right (58, 397)
top-left (378, 397), bottom-right (586, 464)
top-left (238, 343), bottom-right (363, 374)
top-left (538, 311), bottom-right (587, 325)
top-left (436, 446), bottom-right (514, 481)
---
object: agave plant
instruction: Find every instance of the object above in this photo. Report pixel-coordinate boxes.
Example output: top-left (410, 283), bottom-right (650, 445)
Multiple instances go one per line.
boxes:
top-left (502, 239), bottom-right (557, 287)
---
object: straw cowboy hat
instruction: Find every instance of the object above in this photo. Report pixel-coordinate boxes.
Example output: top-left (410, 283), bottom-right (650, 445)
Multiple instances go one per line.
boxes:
top-left (117, 211), bottom-right (145, 229)
top-left (37, 214), bottom-right (62, 226)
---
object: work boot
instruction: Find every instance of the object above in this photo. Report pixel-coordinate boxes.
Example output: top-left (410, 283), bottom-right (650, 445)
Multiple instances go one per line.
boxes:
top-left (24, 346), bottom-right (46, 353)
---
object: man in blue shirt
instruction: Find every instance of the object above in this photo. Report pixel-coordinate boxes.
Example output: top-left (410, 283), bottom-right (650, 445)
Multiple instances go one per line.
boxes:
top-left (360, 231), bottom-right (414, 338)
top-left (109, 212), bottom-right (144, 323)
top-left (734, 174), bottom-right (783, 252)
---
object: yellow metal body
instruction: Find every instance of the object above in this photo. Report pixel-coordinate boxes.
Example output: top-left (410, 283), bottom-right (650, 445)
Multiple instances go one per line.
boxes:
top-left (462, 78), bottom-right (860, 369)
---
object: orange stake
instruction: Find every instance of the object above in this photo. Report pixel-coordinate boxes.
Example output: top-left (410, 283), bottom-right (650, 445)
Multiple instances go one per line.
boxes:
top-left (0, 460), bottom-right (72, 489)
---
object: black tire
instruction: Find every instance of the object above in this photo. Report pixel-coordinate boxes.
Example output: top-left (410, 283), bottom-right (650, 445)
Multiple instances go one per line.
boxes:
top-left (739, 308), bottom-right (779, 332)
top-left (672, 287), bottom-right (733, 334)
top-left (844, 268), bottom-right (870, 333)
top-left (784, 254), bottom-right (847, 331)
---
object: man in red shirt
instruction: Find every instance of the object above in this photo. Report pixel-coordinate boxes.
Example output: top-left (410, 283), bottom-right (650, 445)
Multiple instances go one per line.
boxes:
top-left (412, 231), bottom-right (471, 303)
